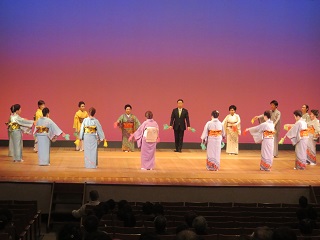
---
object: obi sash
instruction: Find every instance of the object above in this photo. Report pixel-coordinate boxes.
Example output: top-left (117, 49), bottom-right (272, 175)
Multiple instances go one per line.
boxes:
top-left (263, 130), bottom-right (275, 138)
top-left (36, 126), bottom-right (49, 133)
top-left (84, 126), bottom-right (97, 133)
top-left (308, 126), bottom-right (315, 135)
top-left (144, 127), bottom-right (158, 142)
top-left (227, 122), bottom-right (237, 128)
top-left (300, 129), bottom-right (308, 137)
top-left (9, 122), bottom-right (20, 130)
top-left (208, 130), bottom-right (222, 137)
top-left (123, 122), bottom-right (134, 129)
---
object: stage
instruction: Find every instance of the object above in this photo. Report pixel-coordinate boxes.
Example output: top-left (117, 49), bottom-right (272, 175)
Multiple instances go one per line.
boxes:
top-left (0, 147), bottom-right (319, 187)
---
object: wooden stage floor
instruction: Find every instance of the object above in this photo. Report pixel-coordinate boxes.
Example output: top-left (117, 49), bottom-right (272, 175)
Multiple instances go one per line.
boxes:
top-left (0, 147), bottom-right (319, 186)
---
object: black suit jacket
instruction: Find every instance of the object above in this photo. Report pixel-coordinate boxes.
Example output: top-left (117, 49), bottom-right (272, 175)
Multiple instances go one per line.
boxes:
top-left (170, 108), bottom-right (190, 131)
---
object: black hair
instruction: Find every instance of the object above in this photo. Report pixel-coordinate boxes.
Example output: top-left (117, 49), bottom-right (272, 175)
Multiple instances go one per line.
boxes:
top-left (154, 215), bottom-right (167, 233)
top-left (38, 100), bottom-right (45, 107)
top-left (89, 107), bottom-right (96, 117)
top-left (124, 104), bottom-right (132, 110)
top-left (78, 101), bottom-right (85, 107)
top-left (12, 104), bottom-right (21, 113)
top-left (270, 100), bottom-right (278, 107)
top-left (293, 110), bottom-right (302, 118)
top-left (177, 99), bottom-right (184, 103)
top-left (42, 107), bottom-right (50, 117)
top-left (264, 111), bottom-right (271, 119)
top-left (229, 105), bottom-right (237, 111)
top-left (310, 109), bottom-right (319, 118)
top-left (211, 110), bottom-right (219, 118)
top-left (89, 190), bottom-right (99, 201)
top-left (145, 111), bottom-right (153, 119)
top-left (10, 105), bottom-right (14, 113)
top-left (303, 104), bottom-right (309, 112)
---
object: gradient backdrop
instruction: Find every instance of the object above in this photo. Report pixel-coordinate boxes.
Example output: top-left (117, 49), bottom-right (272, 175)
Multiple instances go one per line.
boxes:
top-left (1, 0), bottom-right (320, 143)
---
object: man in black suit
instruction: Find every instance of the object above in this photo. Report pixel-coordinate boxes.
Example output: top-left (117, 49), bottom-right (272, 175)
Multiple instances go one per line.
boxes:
top-left (169, 99), bottom-right (191, 152)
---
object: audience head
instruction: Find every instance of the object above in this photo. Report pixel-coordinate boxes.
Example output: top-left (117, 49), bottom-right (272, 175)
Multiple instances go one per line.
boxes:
top-left (89, 190), bottom-right (99, 201)
top-left (106, 199), bottom-right (116, 211)
top-left (298, 196), bottom-right (308, 208)
top-left (253, 226), bottom-right (273, 240)
top-left (154, 215), bottom-right (167, 234)
top-left (192, 216), bottom-right (208, 235)
top-left (176, 230), bottom-right (199, 240)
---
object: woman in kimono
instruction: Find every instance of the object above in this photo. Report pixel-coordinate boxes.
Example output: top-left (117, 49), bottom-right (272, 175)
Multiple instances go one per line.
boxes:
top-left (245, 111), bottom-right (275, 171)
top-left (306, 109), bottom-right (320, 165)
top-left (201, 110), bottom-right (224, 171)
top-left (130, 111), bottom-right (159, 170)
top-left (284, 110), bottom-right (308, 170)
top-left (79, 107), bottom-right (105, 169)
top-left (115, 104), bottom-right (140, 152)
top-left (252, 100), bottom-right (281, 158)
top-left (301, 104), bottom-right (311, 123)
top-left (34, 108), bottom-right (68, 166)
top-left (222, 105), bottom-right (241, 155)
top-left (8, 104), bottom-right (34, 162)
top-left (73, 101), bottom-right (88, 151)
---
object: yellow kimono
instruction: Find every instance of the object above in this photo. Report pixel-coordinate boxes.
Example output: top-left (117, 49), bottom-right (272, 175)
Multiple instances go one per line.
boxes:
top-left (34, 108), bottom-right (43, 151)
top-left (73, 110), bottom-right (89, 150)
top-left (34, 109), bottom-right (43, 121)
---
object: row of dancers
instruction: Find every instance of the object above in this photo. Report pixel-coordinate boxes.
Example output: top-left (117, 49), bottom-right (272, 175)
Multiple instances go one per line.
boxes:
top-left (5, 100), bottom-right (320, 171)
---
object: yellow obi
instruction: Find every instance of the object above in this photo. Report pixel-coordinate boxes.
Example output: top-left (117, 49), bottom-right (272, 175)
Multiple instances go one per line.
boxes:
top-left (84, 126), bottom-right (97, 133)
top-left (36, 126), bottom-right (49, 133)
top-left (263, 130), bottom-right (275, 137)
top-left (300, 129), bottom-right (308, 137)
top-left (123, 122), bottom-right (134, 129)
top-left (9, 122), bottom-right (20, 130)
top-left (208, 130), bottom-right (222, 137)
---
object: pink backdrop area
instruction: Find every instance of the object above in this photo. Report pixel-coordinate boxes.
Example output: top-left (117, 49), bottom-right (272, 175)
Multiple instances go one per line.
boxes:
top-left (1, 0), bottom-right (320, 143)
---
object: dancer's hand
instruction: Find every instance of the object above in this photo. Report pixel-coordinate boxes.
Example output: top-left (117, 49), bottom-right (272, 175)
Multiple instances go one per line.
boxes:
top-left (128, 134), bottom-right (134, 141)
